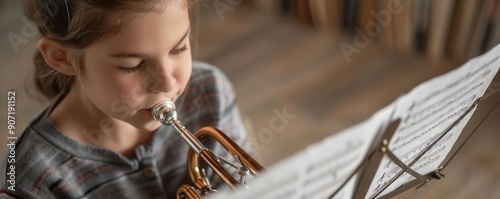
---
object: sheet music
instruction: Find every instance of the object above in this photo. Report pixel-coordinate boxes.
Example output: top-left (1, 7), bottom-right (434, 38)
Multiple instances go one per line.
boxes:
top-left (366, 44), bottom-right (500, 198)
top-left (215, 44), bottom-right (500, 199)
top-left (215, 104), bottom-right (397, 199)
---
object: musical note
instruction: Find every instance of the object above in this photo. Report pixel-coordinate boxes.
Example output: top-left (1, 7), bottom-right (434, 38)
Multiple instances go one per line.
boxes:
top-left (214, 47), bottom-right (500, 199)
top-left (394, 78), bottom-right (483, 143)
top-left (366, 53), bottom-right (500, 198)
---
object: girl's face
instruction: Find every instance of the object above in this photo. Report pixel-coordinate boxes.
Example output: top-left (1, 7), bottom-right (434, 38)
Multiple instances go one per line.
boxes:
top-left (76, 5), bottom-right (192, 131)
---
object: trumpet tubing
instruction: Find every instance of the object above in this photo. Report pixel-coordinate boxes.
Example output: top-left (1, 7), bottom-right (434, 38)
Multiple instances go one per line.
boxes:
top-left (151, 101), bottom-right (265, 199)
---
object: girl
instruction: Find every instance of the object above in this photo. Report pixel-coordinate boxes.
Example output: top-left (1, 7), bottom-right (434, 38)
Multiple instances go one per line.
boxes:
top-left (1, 0), bottom-right (251, 198)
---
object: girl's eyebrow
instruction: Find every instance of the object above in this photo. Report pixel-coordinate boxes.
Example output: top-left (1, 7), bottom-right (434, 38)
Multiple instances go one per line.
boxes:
top-left (175, 27), bottom-right (191, 47)
top-left (109, 27), bottom-right (191, 58)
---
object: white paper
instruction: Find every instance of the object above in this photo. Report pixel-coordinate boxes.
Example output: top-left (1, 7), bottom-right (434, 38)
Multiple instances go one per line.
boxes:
top-left (215, 44), bottom-right (500, 199)
top-left (366, 44), bottom-right (500, 198)
top-left (214, 104), bottom-right (397, 199)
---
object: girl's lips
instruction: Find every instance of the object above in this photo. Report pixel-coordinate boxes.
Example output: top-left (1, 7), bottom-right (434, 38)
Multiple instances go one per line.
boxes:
top-left (142, 95), bottom-right (178, 114)
top-left (148, 97), bottom-right (177, 109)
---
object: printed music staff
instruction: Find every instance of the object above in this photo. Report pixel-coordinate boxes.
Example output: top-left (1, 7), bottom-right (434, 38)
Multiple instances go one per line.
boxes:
top-left (214, 43), bottom-right (500, 199)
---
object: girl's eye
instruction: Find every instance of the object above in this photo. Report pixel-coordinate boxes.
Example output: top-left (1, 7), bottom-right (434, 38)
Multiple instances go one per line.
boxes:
top-left (118, 61), bottom-right (147, 73)
top-left (170, 45), bottom-right (188, 55)
top-left (116, 45), bottom-right (187, 73)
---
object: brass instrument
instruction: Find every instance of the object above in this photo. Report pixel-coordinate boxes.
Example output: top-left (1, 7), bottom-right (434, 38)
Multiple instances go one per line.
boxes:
top-left (151, 101), bottom-right (265, 199)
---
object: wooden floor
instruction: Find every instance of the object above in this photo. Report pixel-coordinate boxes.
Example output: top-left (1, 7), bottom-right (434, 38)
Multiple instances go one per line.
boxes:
top-left (1, 2), bottom-right (499, 198)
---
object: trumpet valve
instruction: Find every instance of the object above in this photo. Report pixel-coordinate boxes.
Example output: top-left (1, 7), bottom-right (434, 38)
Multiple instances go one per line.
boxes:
top-left (237, 166), bottom-right (250, 188)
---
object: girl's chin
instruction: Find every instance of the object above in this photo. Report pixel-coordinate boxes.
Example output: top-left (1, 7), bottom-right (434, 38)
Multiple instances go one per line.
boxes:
top-left (130, 119), bottom-right (162, 132)
top-left (125, 109), bottom-right (163, 130)
top-left (143, 120), bottom-right (163, 131)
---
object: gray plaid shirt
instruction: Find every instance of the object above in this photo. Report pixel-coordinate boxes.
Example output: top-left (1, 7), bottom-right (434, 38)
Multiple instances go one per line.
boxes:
top-left (1, 62), bottom-right (250, 199)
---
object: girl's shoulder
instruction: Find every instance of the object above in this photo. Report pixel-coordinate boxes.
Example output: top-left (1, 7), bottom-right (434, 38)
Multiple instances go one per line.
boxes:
top-left (191, 61), bottom-right (232, 85)
top-left (1, 126), bottom-right (73, 198)
top-left (178, 62), bottom-right (237, 126)
top-left (186, 61), bottom-right (236, 106)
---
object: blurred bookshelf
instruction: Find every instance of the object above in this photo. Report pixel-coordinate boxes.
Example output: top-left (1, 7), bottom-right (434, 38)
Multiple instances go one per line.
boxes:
top-left (250, 0), bottom-right (500, 62)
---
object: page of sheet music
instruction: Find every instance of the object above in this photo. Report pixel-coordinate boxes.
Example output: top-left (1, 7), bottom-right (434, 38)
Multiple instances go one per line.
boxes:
top-left (366, 44), bottom-right (500, 198)
top-left (215, 44), bottom-right (500, 199)
top-left (214, 104), bottom-right (397, 199)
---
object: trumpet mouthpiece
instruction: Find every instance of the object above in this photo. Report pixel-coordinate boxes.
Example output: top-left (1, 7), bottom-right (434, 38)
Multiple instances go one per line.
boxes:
top-left (151, 101), bottom-right (177, 125)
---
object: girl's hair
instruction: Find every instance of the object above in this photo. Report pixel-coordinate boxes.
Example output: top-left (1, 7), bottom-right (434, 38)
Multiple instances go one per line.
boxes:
top-left (22, 0), bottom-right (196, 99)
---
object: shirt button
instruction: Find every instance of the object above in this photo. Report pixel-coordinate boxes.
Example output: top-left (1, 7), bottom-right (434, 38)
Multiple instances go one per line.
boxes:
top-left (143, 166), bottom-right (156, 178)
top-left (153, 196), bottom-right (165, 199)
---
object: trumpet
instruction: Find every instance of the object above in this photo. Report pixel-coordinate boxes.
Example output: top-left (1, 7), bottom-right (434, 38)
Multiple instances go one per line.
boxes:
top-left (151, 101), bottom-right (265, 199)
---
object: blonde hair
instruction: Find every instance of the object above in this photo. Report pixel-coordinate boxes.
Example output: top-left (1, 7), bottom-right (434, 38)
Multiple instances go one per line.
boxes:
top-left (22, 0), bottom-right (196, 99)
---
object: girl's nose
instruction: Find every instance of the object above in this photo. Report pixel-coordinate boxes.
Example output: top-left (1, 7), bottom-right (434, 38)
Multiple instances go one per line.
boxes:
top-left (148, 64), bottom-right (176, 93)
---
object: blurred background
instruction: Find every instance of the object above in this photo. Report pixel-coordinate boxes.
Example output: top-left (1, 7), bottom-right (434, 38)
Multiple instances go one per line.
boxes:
top-left (1, 0), bottom-right (500, 198)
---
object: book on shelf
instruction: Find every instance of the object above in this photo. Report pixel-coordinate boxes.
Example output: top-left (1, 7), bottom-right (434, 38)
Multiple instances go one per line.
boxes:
top-left (263, 0), bottom-right (500, 60)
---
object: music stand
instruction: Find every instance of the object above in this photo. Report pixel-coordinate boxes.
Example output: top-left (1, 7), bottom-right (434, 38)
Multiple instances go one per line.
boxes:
top-left (329, 91), bottom-right (500, 199)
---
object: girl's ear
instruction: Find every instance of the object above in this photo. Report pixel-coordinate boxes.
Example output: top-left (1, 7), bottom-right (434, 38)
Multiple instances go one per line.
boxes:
top-left (38, 38), bottom-right (77, 76)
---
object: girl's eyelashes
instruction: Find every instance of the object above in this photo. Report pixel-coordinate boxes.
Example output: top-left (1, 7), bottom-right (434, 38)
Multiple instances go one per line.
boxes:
top-left (170, 44), bottom-right (188, 55)
top-left (117, 45), bottom-right (188, 73)
top-left (118, 60), bottom-right (146, 73)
